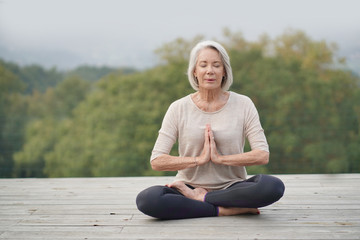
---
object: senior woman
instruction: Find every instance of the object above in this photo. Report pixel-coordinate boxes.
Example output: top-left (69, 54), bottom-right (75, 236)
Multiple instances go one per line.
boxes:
top-left (136, 40), bottom-right (285, 220)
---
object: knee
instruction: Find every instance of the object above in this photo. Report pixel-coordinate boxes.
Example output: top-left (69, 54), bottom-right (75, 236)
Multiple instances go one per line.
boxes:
top-left (254, 175), bottom-right (285, 205)
top-left (262, 175), bottom-right (285, 202)
top-left (271, 177), bottom-right (285, 201)
top-left (136, 186), bottom-right (159, 212)
top-left (136, 185), bottom-right (165, 218)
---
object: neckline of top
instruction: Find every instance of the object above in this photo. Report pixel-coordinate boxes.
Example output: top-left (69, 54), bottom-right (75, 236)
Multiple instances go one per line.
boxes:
top-left (189, 91), bottom-right (233, 114)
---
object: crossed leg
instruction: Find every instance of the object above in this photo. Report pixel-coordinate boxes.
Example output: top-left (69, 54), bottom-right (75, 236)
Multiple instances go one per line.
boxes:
top-left (168, 181), bottom-right (259, 216)
top-left (136, 174), bottom-right (284, 219)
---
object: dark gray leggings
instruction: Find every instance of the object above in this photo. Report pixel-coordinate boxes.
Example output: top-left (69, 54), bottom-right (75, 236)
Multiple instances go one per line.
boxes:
top-left (136, 174), bottom-right (285, 220)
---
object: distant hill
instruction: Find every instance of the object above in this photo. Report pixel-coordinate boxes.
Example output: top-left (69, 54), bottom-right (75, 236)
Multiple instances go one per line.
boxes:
top-left (0, 59), bottom-right (137, 94)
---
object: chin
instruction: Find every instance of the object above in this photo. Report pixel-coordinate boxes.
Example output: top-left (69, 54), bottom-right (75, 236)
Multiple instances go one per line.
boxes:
top-left (201, 85), bottom-right (221, 90)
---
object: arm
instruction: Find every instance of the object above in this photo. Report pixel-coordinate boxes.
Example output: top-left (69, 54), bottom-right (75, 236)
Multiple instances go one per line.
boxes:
top-left (208, 125), bottom-right (269, 166)
top-left (151, 155), bottom-right (198, 171)
top-left (151, 125), bottom-right (212, 171)
top-left (214, 149), bottom-right (269, 166)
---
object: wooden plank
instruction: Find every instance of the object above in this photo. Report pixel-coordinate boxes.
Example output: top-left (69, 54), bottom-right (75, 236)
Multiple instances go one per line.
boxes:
top-left (1, 226), bottom-right (358, 240)
top-left (0, 226), bottom-right (124, 239)
top-left (1, 210), bottom-right (357, 227)
top-left (1, 174), bottom-right (359, 240)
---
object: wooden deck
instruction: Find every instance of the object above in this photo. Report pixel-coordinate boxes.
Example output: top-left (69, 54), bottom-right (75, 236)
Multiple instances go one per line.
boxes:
top-left (0, 174), bottom-right (359, 240)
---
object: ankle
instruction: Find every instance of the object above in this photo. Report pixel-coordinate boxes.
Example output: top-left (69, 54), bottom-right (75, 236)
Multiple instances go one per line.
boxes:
top-left (218, 207), bottom-right (260, 216)
top-left (193, 188), bottom-right (207, 202)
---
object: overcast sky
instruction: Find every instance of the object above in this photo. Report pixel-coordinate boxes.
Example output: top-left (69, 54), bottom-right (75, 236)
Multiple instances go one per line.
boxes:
top-left (0, 0), bottom-right (359, 69)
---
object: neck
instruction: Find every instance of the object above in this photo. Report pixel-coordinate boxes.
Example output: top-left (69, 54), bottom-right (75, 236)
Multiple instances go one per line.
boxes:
top-left (193, 88), bottom-right (229, 112)
top-left (197, 88), bottom-right (224, 102)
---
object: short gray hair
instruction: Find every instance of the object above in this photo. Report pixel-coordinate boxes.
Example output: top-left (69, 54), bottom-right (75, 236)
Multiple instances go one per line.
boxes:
top-left (187, 40), bottom-right (233, 91)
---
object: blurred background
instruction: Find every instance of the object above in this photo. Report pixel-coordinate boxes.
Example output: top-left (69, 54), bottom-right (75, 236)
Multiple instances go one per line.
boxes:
top-left (0, 0), bottom-right (359, 177)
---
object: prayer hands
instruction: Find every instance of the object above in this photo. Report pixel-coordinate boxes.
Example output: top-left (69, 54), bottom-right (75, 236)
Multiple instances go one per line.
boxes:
top-left (198, 124), bottom-right (221, 165)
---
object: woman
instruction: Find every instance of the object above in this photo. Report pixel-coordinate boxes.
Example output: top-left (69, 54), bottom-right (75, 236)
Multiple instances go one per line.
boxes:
top-left (136, 40), bottom-right (285, 219)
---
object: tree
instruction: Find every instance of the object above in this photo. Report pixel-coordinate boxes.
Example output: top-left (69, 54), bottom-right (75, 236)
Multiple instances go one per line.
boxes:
top-left (11, 31), bottom-right (360, 177)
top-left (0, 64), bottom-right (26, 177)
top-left (66, 65), bottom-right (137, 82)
top-left (223, 29), bottom-right (360, 173)
top-left (13, 77), bottom-right (91, 177)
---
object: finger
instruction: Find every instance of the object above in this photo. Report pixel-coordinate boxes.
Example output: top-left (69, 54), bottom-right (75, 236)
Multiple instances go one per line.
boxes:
top-left (204, 126), bottom-right (210, 143)
top-left (209, 128), bottom-right (215, 142)
top-left (207, 124), bottom-right (212, 135)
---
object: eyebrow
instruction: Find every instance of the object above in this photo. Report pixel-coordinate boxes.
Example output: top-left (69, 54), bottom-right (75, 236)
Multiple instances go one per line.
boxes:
top-left (199, 60), bottom-right (222, 64)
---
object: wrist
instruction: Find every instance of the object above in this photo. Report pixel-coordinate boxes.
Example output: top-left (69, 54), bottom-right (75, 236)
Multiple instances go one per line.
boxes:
top-left (215, 154), bottom-right (223, 165)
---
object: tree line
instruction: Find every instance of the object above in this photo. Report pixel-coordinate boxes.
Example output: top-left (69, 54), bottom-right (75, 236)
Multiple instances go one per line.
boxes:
top-left (1, 29), bottom-right (359, 178)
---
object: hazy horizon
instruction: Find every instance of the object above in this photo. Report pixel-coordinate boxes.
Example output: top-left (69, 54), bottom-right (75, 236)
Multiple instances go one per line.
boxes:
top-left (1, 0), bottom-right (359, 71)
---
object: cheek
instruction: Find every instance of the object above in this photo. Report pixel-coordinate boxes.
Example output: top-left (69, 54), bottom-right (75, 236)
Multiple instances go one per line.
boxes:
top-left (195, 67), bottom-right (205, 75)
top-left (218, 67), bottom-right (225, 76)
top-left (194, 67), bottom-right (200, 77)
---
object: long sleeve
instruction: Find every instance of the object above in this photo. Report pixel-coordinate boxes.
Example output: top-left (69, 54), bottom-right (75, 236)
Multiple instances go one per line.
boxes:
top-left (150, 102), bottom-right (178, 161)
top-left (244, 99), bottom-right (269, 152)
top-left (149, 92), bottom-right (268, 190)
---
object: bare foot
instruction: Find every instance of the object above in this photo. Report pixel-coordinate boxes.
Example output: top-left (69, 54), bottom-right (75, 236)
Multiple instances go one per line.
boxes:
top-left (166, 181), bottom-right (207, 202)
top-left (218, 207), bottom-right (260, 216)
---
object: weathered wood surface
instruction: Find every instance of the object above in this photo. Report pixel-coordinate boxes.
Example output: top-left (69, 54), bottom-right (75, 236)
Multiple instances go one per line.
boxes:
top-left (0, 174), bottom-right (359, 239)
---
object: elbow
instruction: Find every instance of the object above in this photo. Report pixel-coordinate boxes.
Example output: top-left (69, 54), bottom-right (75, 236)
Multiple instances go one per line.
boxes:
top-left (257, 150), bottom-right (269, 165)
top-left (151, 160), bottom-right (161, 171)
top-left (150, 157), bottom-right (164, 171)
top-left (262, 151), bottom-right (269, 165)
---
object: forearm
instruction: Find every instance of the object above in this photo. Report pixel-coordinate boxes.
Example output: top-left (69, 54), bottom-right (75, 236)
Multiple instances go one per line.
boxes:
top-left (218, 149), bottom-right (269, 166)
top-left (151, 154), bottom-right (198, 171)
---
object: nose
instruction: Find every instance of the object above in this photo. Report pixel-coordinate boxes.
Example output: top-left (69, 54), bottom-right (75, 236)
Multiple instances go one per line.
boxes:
top-left (206, 66), bottom-right (214, 74)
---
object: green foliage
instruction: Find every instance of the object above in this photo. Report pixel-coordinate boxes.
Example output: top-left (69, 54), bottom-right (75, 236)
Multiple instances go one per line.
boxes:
top-left (0, 60), bottom-right (63, 94)
top-left (42, 61), bottom-right (192, 177)
top-left (12, 77), bottom-right (92, 177)
top-left (222, 29), bottom-right (359, 173)
top-left (0, 59), bottom-right (130, 94)
top-left (13, 119), bottom-right (58, 177)
top-left (1, 29), bottom-right (360, 177)
top-left (0, 65), bottom-right (27, 177)
top-left (155, 36), bottom-right (204, 65)
top-left (66, 65), bottom-right (137, 82)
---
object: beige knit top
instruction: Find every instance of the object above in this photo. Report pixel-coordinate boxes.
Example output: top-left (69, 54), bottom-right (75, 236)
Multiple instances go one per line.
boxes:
top-left (150, 91), bottom-right (269, 190)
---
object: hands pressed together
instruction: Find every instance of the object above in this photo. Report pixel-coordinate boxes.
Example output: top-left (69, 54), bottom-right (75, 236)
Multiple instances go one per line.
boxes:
top-left (197, 124), bottom-right (222, 165)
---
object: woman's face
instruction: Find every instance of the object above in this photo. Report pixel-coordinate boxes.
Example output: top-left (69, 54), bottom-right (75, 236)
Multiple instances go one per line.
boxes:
top-left (194, 47), bottom-right (225, 91)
